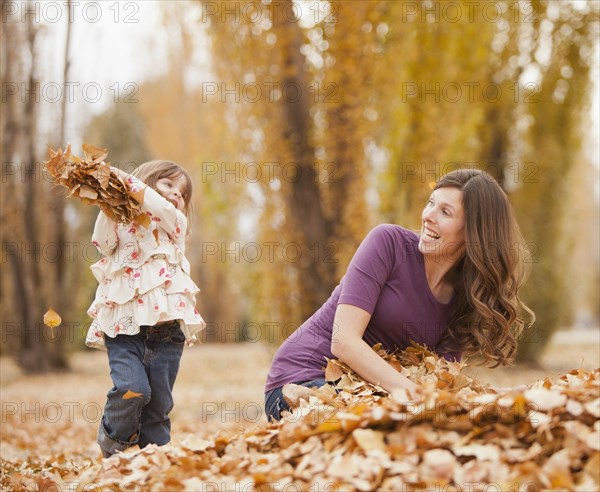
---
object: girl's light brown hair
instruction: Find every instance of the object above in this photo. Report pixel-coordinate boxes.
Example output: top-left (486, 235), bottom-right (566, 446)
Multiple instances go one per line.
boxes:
top-left (436, 169), bottom-right (535, 366)
top-left (132, 160), bottom-right (193, 221)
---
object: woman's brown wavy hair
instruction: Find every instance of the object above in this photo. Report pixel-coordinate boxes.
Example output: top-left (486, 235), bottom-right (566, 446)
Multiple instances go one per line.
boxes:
top-left (436, 169), bottom-right (534, 366)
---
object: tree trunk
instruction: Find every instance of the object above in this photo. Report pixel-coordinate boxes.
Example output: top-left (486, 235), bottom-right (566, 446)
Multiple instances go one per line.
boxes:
top-left (272, 1), bottom-right (336, 319)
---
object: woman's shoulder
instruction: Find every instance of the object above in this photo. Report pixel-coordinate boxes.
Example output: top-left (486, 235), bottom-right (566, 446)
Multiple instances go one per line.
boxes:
top-left (360, 224), bottom-right (420, 261)
top-left (368, 224), bottom-right (419, 243)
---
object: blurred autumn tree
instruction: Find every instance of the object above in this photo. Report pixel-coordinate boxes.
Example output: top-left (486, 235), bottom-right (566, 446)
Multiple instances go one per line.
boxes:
top-left (198, 0), bottom-right (599, 358)
top-left (135, 1), bottom-right (247, 342)
top-left (508, 0), bottom-right (599, 361)
top-left (84, 102), bottom-right (152, 169)
top-left (2, 0), bottom-right (598, 371)
top-left (203, 0), bottom-right (385, 333)
top-left (1, 12), bottom-right (71, 372)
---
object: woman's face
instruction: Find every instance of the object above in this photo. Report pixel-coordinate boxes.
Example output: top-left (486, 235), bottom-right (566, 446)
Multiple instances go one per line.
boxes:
top-left (418, 186), bottom-right (466, 263)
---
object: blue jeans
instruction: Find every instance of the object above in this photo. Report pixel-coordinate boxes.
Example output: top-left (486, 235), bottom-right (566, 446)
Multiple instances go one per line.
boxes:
top-left (98, 321), bottom-right (184, 458)
top-left (264, 378), bottom-right (327, 422)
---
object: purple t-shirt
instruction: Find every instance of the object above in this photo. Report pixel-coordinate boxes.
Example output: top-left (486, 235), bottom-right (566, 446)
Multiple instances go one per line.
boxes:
top-left (265, 224), bottom-right (461, 392)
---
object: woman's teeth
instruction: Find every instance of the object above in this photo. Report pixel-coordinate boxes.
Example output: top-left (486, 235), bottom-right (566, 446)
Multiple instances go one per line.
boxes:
top-left (423, 228), bottom-right (440, 240)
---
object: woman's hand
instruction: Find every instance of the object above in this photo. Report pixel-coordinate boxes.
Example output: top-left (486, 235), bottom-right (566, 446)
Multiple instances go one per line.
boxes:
top-left (405, 382), bottom-right (424, 401)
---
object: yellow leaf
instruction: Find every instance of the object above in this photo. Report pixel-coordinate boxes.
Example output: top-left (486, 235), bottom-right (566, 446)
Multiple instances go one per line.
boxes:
top-left (43, 308), bottom-right (61, 328)
top-left (134, 213), bottom-right (151, 229)
top-left (315, 418), bottom-right (342, 433)
top-left (123, 390), bottom-right (143, 400)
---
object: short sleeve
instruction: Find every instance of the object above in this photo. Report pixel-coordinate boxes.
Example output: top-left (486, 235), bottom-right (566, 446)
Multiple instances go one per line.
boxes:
top-left (338, 225), bottom-right (398, 314)
top-left (127, 176), bottom-right (188, 242)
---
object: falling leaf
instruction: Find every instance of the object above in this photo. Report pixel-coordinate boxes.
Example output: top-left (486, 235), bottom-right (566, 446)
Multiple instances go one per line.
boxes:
top-left (43, 308), bottom-right (61, 339)
top-left (43, 308), bottom-right (61, 327)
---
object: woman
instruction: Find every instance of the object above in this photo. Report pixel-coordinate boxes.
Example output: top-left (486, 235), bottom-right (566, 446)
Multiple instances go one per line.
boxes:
top-left (264, 169), bottom-right (533, 421)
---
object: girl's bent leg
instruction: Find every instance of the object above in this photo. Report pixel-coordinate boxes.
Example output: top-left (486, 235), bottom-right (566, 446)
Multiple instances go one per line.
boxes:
top-left (138, 326), bottom-right (184, 448)
top-left (99, 334), bottom-right (150, 458)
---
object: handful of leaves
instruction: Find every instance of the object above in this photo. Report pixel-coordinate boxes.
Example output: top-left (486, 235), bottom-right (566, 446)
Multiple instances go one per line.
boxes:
top-left (44, 144), bottom-right (147, 226)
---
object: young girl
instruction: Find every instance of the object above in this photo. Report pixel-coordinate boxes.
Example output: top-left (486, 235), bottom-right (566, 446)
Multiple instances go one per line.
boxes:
top-left (86, 160), bottom-right (206, 458)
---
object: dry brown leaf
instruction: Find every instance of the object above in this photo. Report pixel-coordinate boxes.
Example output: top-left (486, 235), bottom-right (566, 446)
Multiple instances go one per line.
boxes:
top-left (325, 359), bottom-right (345, 381)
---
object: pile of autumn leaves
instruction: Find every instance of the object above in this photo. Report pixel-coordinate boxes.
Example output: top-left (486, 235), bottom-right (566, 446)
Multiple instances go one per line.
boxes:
top-left (15, 344), bottom-right (596, 492)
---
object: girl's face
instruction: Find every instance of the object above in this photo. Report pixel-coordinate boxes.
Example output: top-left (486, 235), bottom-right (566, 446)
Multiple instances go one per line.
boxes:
top-left (155, 174), bottom-right (188, 212)
top-left (418, 187), bottom-right (466, 263)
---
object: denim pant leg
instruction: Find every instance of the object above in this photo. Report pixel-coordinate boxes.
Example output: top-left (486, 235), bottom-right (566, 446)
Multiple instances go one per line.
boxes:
top-left (264, 378), bottom-right (327, 422)
top-left (99, 333), bottom-right (151, 458)
top-left (138, 325), bottom-right (184, 448)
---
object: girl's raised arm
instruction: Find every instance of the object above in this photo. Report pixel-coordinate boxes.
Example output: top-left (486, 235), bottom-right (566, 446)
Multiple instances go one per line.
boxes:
top-left (112, 167), bottom-right (187, 242)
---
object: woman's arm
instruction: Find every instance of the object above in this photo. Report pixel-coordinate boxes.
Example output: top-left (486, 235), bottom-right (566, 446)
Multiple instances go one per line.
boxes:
top-left (330, 303), bottom-right (419, 395)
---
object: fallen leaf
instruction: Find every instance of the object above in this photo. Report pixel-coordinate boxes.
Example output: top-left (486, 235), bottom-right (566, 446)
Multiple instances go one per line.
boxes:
top-left (352, 429), bottom-right (385, 452)
top-left (123, 390), bottom-right (143, 400)
top-left (524, 387), bottom-right (567, 411)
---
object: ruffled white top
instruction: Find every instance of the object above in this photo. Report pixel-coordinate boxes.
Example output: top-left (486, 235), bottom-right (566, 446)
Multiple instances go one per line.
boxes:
top-left (85, 175), bottom-right (206, 350)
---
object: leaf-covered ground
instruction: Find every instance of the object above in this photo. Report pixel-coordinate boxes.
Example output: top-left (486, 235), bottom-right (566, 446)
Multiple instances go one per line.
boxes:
top-left (1, 335), bottom-right (598, 491)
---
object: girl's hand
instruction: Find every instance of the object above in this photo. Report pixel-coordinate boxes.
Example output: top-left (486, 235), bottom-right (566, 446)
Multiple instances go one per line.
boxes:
top-left (111, 166), bottom-right (130, 180)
